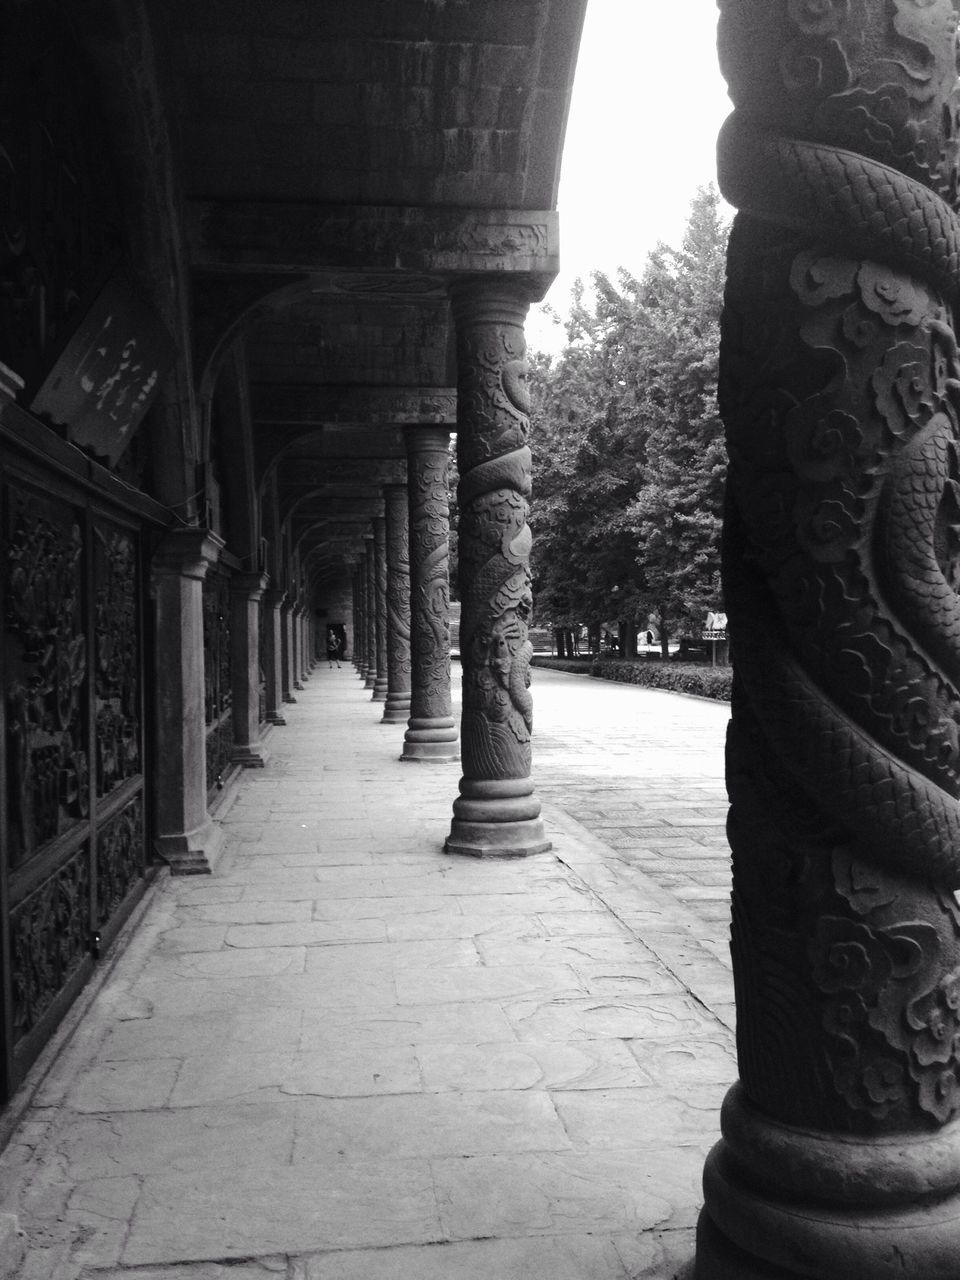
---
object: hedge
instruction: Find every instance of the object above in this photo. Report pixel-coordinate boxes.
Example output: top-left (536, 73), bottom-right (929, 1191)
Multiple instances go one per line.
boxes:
top-left (531, 655), bottom-right (732, 702)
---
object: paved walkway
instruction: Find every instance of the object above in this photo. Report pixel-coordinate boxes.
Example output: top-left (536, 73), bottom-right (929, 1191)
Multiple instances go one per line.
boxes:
top-left (1, 665), bottom-right (735, 1280)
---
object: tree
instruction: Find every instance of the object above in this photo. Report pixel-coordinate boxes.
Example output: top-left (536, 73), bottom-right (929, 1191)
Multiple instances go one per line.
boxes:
top-left (529, 185), bottom-right (729, 656)
top-left (528, 280), bottom-right (649, 646)
top-left (625, 186), bottom-right (727, 652)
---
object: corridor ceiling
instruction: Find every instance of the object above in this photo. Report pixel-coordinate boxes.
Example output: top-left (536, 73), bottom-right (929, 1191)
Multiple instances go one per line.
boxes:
top-left (167, 0), bottom-right (587, 591)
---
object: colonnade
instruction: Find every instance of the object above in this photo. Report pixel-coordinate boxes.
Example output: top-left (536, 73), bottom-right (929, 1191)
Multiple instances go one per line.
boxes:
top-left (151, 277), bottom-right (550, 874)
top-left (343, 280), bottom-right (549, 857)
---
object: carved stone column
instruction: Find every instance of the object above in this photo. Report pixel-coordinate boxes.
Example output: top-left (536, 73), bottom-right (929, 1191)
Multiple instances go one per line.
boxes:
top-left (262, 588), bottom-right (286, 726)
top-left (150, 528), bottom-right (225, 874)
top-left (229, 571), bottom-right (269, 768)
top-left (363, 535), bottom-right (377, 690)
top-left (401, 426), bottom-right (458, 762)
top-left (352, 567), bottom-right (363, 672)
top-left (382, 483), bottom-right (412, 723)
top-left (445, 281), bottom-right (549, 856)
top-left (372, 516), bottom-right (389, 703)
top-left (291, 603), bottom-right (304, 691)
top-left (280, 597), bottom-right (296, 704)
top-left (696, 5), bottom-right (960, 1277)
top-left (298, 605), bottom-right (310, 683)
top-left (355, 565), bottom-right (366, 675)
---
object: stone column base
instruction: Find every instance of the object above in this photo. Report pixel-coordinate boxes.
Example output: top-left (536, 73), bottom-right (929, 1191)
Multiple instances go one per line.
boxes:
top-left (696, 1084), bottom-right (960, 1279)
top-left (381, 694), bottom-right (411, 724)
top-left (372, 675), bottom-right (388, 703)
top-left (283, 694), bottom-right (297, 704)
top-left (153, 817), bottom-right (225, 875)
top-left (446, 777), bottom-right (551, 858)
top-left (232, 743), bottom-right (269, 769)
top-left (402, 717), bottom-right (458, 762)
top-left (266, 711), bottom-right (287, 726)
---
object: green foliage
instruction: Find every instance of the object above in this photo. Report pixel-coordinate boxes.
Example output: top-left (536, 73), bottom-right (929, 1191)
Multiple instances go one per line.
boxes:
top-left (530, 655), bottom-right (732, 702)
top-left (529, 185), bottom-right (729, 643)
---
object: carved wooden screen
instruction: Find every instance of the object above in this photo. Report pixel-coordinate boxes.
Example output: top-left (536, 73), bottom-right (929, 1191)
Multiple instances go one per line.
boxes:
top-left (0, 458), bottom-right (149, 1097)
top-left (203, 562), bottom-right (234, 797)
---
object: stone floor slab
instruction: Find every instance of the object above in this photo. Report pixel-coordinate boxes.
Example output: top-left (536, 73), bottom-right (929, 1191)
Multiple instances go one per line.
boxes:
top-left (417, 1040), bottom-right (651, 1093)
top-left (292, 1090), bottom-right (570, 1160)
top-left (299, 1002), bottom-right (517, 1049)
top-left (396, 963), bottom-right (585, 1006)
top-left (170, 1045), bottom-right (424, 1105)
top-left (98, 1006), bottom-right (303, 1061)
top-left (57, 1102), bottom-right (298, 1179)
top-left (0, 667), bottom-right (737, 1280)
top-left (432, 1148), bottom-right (703, 1239)
top-left (292, 1234), bottom-right (638, 1280)
top-left (122, 1160), bottom-right (441, 1263)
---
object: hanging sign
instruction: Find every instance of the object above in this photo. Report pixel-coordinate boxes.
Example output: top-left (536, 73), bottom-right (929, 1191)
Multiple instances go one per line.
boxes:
top-left (31, 276), bottom-right (176, 466)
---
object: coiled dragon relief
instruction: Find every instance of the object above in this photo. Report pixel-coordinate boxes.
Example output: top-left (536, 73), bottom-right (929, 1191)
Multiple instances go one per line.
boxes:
top-left (455, 300), bottom-right (537, 782)
top-left (717, 0), bottom-right (960, 1130)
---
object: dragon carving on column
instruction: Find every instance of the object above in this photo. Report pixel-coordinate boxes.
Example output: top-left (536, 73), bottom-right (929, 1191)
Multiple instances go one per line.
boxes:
top-left (454, 287), bottom-right (536, 779)
top-left (699, 2), bottom-right (960, 1275)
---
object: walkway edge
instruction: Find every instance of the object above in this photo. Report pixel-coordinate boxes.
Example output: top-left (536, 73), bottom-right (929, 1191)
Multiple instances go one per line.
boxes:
top-left (543, 803), bottom-right (736, 1034)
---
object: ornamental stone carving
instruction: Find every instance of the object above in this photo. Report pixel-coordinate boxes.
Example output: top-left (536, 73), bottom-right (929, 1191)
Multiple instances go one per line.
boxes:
top-left (697, 3), bottom-right (960, 1276)
top-left (445, 280), bottom-right (549, 857)
top-left (401, 426), bottom-right (458, 762)
top-left (363, 537), bottom-right (377, 691)
top-left (382, 484), bottom-right (412, 724)
top-left (372, 517), bottom-right (388, 703)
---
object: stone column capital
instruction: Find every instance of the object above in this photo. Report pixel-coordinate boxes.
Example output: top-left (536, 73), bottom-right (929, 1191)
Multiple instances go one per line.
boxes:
top-left (403, 423), bottom-right (453, 456)
top-left (263, 587), bottom-right (287, 608)
top-left (151, 527), bottom-right (224, 582)
top-left (448, 277), bottom-right (541, 323)
top-left (230, 571), bottom-right (270, 600)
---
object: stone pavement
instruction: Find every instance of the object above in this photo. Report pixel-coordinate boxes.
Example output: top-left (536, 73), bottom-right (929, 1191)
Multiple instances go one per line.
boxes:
top-left (0, 664), bottom-right (735, 1280)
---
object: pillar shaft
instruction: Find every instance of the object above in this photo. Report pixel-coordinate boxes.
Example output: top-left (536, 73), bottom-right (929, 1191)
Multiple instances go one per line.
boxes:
top-left (298, 605), bottom-right (310, 683)
top-left (372, 516), bottom-right (389, 702)
top-left (291, 602), bottom-right (303, 691)
top-left (445, 281), bottom-right (549, 856)
top-left (401, 426), bottom-right (458, 761)
top-left (262, 589), bottom-right (287, 725)
top-left (280, 599), bottom-right (296, 704)
top-left (697, 4), bottom-right (960, 1276)
top-left (363, 537), bottom-right (377, 690)
top-left (229, 571), bottom-right (269, 767)
top-left (352, 568), bottom-right (364, 673)
top-left (382, 483), bottom-right (412, 723)
top-left (150, 528), bottom-right (225, 874)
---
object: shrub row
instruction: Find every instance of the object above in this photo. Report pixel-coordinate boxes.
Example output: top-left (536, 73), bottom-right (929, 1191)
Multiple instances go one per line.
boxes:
top-left (531, 655), bottom-right (732, 702)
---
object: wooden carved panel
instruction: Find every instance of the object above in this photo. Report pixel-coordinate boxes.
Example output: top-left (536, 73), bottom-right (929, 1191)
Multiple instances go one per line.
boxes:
top-left (3, 481), bottom-right (88, 866)
top-left (203, 564), bottom-right (233, 791)
top-left (96, 797), bottom-right (144, 930)
top-left (11, 847), bottom-right (90, 1043)
top-left (93, 519), bottom-right (141, 798)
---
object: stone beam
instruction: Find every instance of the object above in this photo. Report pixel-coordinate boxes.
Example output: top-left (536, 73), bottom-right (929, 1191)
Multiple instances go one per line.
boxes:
top-left (186, 204), bottom-right (559, 293)
top-left (253, 385), bottom-right (457, 427)
top-left (278, 458), bottom-right (408, 491)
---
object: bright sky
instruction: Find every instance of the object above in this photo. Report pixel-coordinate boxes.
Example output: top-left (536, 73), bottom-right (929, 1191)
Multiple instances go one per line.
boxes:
top-left (527, 0), bottom-right (734, 354)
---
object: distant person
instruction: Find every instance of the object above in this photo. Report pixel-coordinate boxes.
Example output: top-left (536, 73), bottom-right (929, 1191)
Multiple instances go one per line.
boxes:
top-left (326, 629), bottom-right (342, 668)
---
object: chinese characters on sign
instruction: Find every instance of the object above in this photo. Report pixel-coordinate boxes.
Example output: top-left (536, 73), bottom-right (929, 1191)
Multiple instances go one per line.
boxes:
top-left (31, 277), bottom-right (176, 466)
